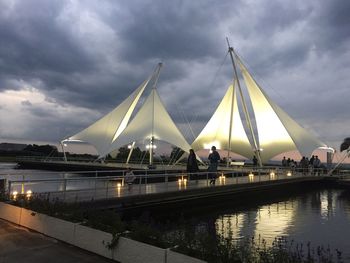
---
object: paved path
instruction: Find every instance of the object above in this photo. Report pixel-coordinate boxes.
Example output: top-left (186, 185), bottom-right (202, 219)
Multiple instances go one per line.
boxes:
top-left (0, 219), bottom-right (115, 263)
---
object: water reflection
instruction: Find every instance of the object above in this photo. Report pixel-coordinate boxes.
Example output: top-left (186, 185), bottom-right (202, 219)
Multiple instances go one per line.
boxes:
top-left (217, 201), bottom-right (296, 245)
top-left (214, 189), bottom-right (350, 261)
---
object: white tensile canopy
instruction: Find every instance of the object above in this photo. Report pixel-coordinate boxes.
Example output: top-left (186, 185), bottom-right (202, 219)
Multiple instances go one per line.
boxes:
top-left (101, 88), bottom-right (192, 157)
top-left (236, 57), bottom-right (326, 162)
top-left (191, 80), bottom-right (254, 159)
top-left (191, 49), bottom-right (326, 163)
top-left (63, 68), bottom-right (155, 157)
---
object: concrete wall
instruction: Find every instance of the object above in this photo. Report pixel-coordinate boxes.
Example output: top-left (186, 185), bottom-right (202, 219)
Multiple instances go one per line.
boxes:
top-left (0, 202), bottom-right (206, 263)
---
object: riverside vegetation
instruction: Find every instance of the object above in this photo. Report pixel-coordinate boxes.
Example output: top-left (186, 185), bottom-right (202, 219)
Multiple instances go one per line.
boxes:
top-left (2, 194), bottom-right (343, 263)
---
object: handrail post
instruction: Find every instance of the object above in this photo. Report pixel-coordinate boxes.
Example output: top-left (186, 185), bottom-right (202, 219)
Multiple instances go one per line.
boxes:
top-left (139, 175), bottom-right (142, 193)
top-left (94, 172), bottom-right (97, 198)
top-left (63, 178), bottom-right (67, 201)
top-left (106, 180), bottom-right (109, 198)
top-left (8, 181), bottom-right (11, 200)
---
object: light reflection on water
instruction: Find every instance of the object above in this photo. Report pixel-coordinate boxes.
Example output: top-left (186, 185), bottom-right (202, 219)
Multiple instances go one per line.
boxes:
top-left (215, 189), bottom-right (350, 261)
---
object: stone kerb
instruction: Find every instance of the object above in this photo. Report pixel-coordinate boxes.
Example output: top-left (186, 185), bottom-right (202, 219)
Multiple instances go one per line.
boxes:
top-left (74, 224), bottom-right (113, 259)
top-left (42, 214), bottom-right (77, 244)
top-left (114, 237), bottom-right (166, 263)
top-left (0, 202), bottom-right (21, 224)
top-left (167, 249), bottom-right (206, 263)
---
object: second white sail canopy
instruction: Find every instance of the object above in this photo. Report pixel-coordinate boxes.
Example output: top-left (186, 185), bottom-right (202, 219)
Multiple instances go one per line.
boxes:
top-left (101, 89), bottom-right (192, 158)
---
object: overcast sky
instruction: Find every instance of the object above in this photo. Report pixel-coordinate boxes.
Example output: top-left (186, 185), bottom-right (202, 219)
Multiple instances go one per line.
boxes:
top-left (0, 0), bottom-right (349, 157)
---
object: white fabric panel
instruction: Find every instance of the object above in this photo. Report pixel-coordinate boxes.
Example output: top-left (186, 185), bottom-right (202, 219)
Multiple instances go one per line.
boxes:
top-left (68, 78), bottom-right (149, 156)
top-left (237, 58), bottom-right (325, 161)
top-left (267, 99), bottom-right (326, 157)
top-left (192, 84), bottom-right (254, 159)
top-left (104, 89), bottom-right (192, 156)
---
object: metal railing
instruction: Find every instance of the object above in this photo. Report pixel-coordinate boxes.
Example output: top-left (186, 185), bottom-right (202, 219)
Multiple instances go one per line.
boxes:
top-left (3, 166), bottom-right (338, 203)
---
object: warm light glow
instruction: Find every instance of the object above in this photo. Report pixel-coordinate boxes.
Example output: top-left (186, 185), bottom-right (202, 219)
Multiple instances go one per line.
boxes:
top-left (26, 190), bottom-right (32, 199)
top-left (178, 176), bottom-right (187, 190)
top-left (128, 145), bottom-right (132, 149)
top-left (287, 171), bottom-right (292, 177)
top-left (12, 191), bottom-right (18, 197)
top-left (146, 144), bottom-right (157, 149)
top-left (203, 141), bottom-right (221, 150)
top-left (219, 174), bottom-right (226, 185)
top-left (270, 171), bottom-right (276, 179)
top-left (117, 183), bottom-right (122, 188)
top-left (248, 172), bottom-right (254, 182)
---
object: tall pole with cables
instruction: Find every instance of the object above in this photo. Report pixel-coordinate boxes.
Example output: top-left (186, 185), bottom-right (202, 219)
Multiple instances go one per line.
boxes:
top-left (226, 38), bottom-right (262, 167)
top-left (149, 63), bottom-right (163, 166)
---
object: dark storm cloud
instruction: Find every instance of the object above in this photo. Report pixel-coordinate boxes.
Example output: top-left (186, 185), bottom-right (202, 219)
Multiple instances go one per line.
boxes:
top-left (312, 0), bottom-right (350, 52)
top-left (0, 1), bottom-right (94, 89)
top-left (117, 0), bottom-right (236, 63)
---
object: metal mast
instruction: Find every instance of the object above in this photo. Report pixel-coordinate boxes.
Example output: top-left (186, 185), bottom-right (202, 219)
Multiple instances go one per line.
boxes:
top-left (226, 38), bottom-right (262, 167)
top-left (149, 63), bottom-right (163, 166)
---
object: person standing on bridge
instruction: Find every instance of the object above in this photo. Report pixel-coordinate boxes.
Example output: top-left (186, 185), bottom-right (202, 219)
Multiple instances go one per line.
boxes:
top-left (124, 168), bottom-right (136, 191)
top-left (208, 146), bottom-right (220, 185)
top-left (187, 149), bottom-right (199, 181)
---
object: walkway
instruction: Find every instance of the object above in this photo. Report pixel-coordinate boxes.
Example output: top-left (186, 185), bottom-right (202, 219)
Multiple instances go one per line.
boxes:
top-left (7, 169), bottom-right (316, 202)
top-left (0, 219), bottom-right (115, 263)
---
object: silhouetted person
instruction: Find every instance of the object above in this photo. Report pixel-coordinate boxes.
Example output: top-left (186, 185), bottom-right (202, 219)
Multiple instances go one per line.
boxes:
top-left (187, 149), bottom-right (199, 180)
top-left (208, 146), bottom-right (220, 185)
top-left (252, 155), bottom-right (258, 166)
top-left (282, 156), bottom-right (287, 167)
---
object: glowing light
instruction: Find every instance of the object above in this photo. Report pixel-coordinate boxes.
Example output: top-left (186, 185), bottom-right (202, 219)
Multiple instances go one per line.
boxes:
top-left (117, 183), bottom-right (122, 188)
top-left (128, 145), bottom-right (132, 149)
top-left (219, 174), bottom-right (226, 185)
top-left (26, 190), bottom-right (32, 199)
top-left (12, 191), bottom-right (18, 199)
top-left (178, 176), bottom-right (187, 185)
top-left (270, 171), bottom-right (276, 179)
top-left (146, 144), bottom-right (157, 149)
top-left (203, 141), bottom-right (221, 150)
top-left (287, 171), bottom-right (292, 177)
top-left (248, 172), bottom-right (254, 182)
top-left (178, 176), bottom-right (187, 190)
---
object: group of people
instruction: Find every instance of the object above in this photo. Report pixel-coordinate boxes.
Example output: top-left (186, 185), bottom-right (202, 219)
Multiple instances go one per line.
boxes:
top-left (187, 146), bottom-right (221, 184)
top-left (282, 155), bottom-right (322, 174)
top-left (122, 146), bottom-right (221, 191)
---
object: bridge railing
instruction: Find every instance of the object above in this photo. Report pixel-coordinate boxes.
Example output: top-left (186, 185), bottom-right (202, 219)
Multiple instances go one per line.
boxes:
top-left (2, 166), bottom-right (330, 203)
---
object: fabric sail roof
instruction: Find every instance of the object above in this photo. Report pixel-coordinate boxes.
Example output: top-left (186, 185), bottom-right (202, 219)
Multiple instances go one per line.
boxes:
top-left (64, 77), bottom-right (150, 157)
top-left (101, 89), bottom-right (192, 157)
top-left (236, 56), bottom-right (326, 162)
top-left (191, 81), bottom-right (254, 159)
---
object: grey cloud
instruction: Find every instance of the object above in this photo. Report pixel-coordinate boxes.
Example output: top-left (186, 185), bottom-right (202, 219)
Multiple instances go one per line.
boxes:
top-left (21, 100), bottom-right (32, 106)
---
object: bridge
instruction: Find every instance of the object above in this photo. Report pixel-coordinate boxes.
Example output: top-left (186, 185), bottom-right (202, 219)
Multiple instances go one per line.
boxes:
top-left (2, 166), bottom-right (349, 210)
